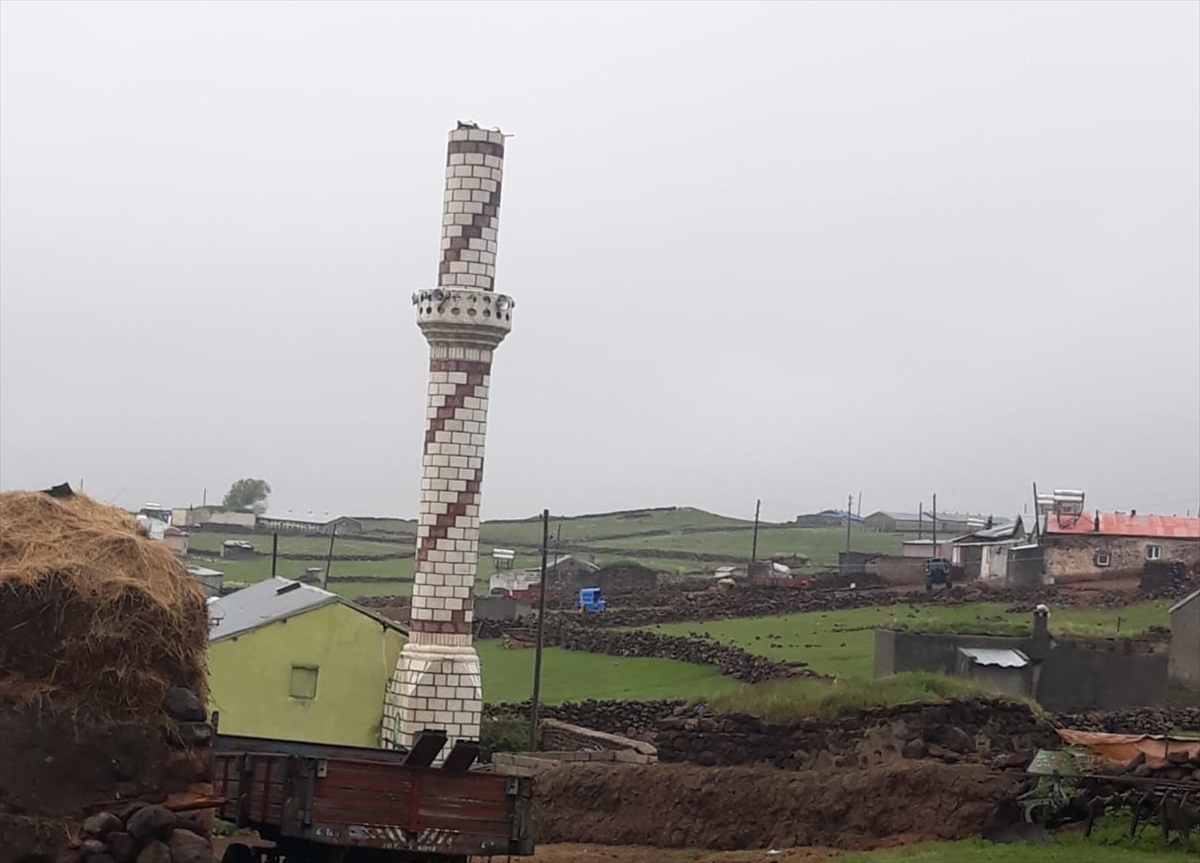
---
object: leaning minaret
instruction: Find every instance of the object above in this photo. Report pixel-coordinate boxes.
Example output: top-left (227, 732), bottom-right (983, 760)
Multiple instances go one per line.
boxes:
top-left (382, 122), bottom-right (514, 753)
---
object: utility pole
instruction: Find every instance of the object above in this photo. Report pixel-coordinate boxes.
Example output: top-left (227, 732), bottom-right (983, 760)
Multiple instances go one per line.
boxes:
top-left (931, 494), bottom-right (938, 556)
top-left (845, 493), bottom-right (854, 553)
top-left (270, 532), bottom-right (279, 578)
top-left (322, 524), bottom-right (338, 589)
top-left (856, 491), bottom-right (862, 526)
top-left (751, 499), bottom-right (761, 563)
top-left (529, 509), bottom-right (550, 751)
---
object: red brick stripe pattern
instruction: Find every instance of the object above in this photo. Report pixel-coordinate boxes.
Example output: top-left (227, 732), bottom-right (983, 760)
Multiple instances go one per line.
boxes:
top-left (439, 127), bottom-right (504, 291)
top-left (409, 357), bottom-right (492, 635)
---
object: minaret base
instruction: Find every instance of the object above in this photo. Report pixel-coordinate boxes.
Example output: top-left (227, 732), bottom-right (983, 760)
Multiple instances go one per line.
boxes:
top-left (382, 642), bottom-right (483, 754)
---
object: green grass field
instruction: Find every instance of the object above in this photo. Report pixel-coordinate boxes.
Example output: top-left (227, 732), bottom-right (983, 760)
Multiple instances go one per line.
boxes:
top-left (645, 600), bottom-right (1172, 683)
top-left (476, 639), bottom-right (744, 704)
top-left (187, 507), bottom-right (904, 598)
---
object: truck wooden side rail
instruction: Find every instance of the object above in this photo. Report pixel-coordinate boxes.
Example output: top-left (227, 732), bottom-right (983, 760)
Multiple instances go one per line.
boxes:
top-left (212, 730), bottom-right (534, 863)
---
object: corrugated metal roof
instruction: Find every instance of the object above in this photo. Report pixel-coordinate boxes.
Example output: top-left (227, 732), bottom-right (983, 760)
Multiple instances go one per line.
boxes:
top-left (959, 647), bottom-right (1029, 668)
top-left (871, 511), bottom-right (982, 522)
top-left (1168, 589), bottom-right (1200, 616)
top-left (208, 577), bottom-right (339, 642)
top-left (1045, 512), bottom-right (1200, 539)
top-left (187, 565), bottom-right (225, 578)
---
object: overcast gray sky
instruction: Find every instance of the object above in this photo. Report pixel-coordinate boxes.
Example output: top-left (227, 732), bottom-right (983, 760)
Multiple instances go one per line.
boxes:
top-left (1, 0), bottom-right (1197, 523)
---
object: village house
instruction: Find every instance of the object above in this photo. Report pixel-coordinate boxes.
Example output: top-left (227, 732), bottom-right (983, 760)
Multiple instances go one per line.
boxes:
top-left (255, 511), bottom-right (364, 536)
top-left (1041, 511), bottom-right (1200, 581)
top-left (794, 509), bottom-right (861, 528)
top-left (863, 510), bottom-right (977, 535)
top-left (207, 577), bottom-right (406, 748)
top-left (949, 516), bottom-right (1034, 581)
top-left (171, 506), bottom-right (257, 529)
top-left (186, 564), bottom-right (224, 598)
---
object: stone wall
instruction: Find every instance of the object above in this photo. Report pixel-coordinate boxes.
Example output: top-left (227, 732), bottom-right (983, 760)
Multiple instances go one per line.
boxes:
top-left (1054, 706), bottom-right (1200, 734)
top-left (485, 699), bottom-right (681, 738)
top-left (1043, 534), bottom-right (1200, 581)
top-left (654, 697), bottom-right (1058, 771)
top-left (555, 622), bottom-right (818, 684)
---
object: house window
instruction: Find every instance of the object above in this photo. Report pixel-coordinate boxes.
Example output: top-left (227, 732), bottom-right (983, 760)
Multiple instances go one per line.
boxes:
top-left (1146, 544), bottom-right (1162, 561)
top-left (1094, 552), bottom-right (1111, 568)
top-left (289, 665), bottom-right (319, 699)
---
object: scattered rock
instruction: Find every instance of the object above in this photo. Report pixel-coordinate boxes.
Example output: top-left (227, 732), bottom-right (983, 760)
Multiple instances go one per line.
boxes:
top-left (81, 812), bottom-right (123, 839)
top-left (106, 833), bottom-right (136, 863)
top-left (78, 840), bottom-right (108, 857)
top-left (169, 828), bottom-right (215, 863)
top-left (126, 805), bottom-right (177, 842)
top-left (135, 840), bottom-right (172, 863)
top-left (163, 687), bottom-right (207, 723)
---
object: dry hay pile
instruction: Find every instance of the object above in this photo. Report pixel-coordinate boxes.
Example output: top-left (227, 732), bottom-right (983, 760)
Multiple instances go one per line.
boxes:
top-left (0, 488), bottom-right (209, 722)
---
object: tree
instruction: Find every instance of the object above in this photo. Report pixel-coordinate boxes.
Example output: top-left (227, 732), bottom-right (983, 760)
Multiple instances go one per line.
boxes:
top-left (223, 478), bottom-right (272, 514)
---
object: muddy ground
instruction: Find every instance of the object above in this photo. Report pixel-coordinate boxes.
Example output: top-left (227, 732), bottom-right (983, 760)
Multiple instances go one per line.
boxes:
top-left (212, 836), bottom-right (843, 863)
top-left (533, 760), bottom-right (1018, 851)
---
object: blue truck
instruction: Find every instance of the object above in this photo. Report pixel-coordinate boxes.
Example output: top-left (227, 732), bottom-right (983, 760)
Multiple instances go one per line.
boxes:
top-left (576, 587), bottom-right (607, 613)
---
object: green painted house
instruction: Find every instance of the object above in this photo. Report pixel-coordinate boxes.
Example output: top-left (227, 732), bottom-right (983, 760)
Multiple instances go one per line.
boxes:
top-left (207, 577), bottom-right (407, 748)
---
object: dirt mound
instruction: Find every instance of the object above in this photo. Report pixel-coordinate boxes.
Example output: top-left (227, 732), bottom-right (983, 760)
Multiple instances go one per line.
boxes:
top-left (0, 488), bottom-right (209, 720)
top-left (533, 761), bottom-right (1021, 850)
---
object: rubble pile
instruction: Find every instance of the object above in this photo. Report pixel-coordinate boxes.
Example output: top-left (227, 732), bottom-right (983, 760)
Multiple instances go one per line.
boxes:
top-left (0, 488), bottom-right (216, 863)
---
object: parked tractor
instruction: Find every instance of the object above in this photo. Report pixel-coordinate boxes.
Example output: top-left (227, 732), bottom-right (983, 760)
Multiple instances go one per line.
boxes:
top-left (577, 587), bottom-right (607, 613)
top-left (925, 557), bottom-right (954, 591)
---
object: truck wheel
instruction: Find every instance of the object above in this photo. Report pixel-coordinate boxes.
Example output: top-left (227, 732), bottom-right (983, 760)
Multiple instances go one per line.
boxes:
top-left (221, 844), bottom-right (256, 863)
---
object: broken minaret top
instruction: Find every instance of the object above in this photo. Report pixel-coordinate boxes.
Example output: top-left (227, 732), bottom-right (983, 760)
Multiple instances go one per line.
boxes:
top-left (439, 123), bottom-right (506, 292)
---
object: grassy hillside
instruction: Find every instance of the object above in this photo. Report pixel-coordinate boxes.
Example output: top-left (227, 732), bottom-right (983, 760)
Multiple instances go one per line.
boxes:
top-left (188, 506), bottom-right (902, 598)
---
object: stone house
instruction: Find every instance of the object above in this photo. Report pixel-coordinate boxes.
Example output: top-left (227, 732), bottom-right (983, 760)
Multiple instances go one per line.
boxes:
top-left (1041, 511), bottom-right (1200, 581)
top-left (1168, 589), bottom-right (1200, 694)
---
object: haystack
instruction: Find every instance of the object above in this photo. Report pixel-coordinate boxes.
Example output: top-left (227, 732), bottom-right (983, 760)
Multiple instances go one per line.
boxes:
top-left (0, 487), bottom-right (209, 721)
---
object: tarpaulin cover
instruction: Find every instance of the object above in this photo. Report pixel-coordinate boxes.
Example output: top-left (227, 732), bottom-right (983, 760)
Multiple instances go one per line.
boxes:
top-left (1056, 729), bottom-right (1200, 768)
